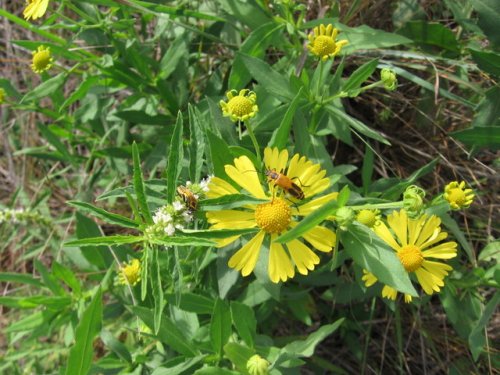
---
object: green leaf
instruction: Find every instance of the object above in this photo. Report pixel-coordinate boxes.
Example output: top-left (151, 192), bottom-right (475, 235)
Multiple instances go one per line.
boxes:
top-left (64, 235), bottom-right (144, 247)
top-left (472, 86), bottom-right (500, 127)
top-left (52, 261), bottom-right (81, 295)
top-left (361, 146), bottom-right (374, 195)
top-left (130, 305), bottom-right (198, 357)
top-left (0, 272), bottom-right (43, 288)
top-left (342, 224), bottom-right (417, 296)
top-left (0, 296), bottom-right (71, 310)
top-left (201, 194), bottom-right (268, 210)
top-left (152, 356), bottom-right (206, 375)
top-left (275, 199), bottom-right (338, 244)
top-left (132, 142), bottom-right (153, 224)
top-left (268, 88), bottom-right (305, 149)
top-left (152, 247), bottom-right (165, 334)
top-left (470, 0), bottom-right (500, 49)
top-left (165, 293), bottom-right (215, 314)
top-left (21, 73), bottom-right (66, 103)
top-left (210, 299), bottom-right (232, 357)
top-left (34, 259), bottom-right (66, 296)
top-left (149, 236), bottom-right (216, 247)
top-left (342, 59), bottom-right (379, 94)
top-left (166, 111), bottom-right (184, 203)
top-left (37, 124), bottom-right (76, 166)
top-left (451, 127), bottom-right (500, 150)
top-left (398, 21), bottom-right (460, 53)
top-left (230, 302), bottom-right (256, 347)
top-left (336, 185), bottom-right (351, 207)
top-left (67, 201), bottom-right (139, 229)
top-left (6, 310), bottom-right (54, 333)
top-left (61, 76), bottom-right (99, 110)
top-left (114, 110), bottom-right (172, 125)
top-left (206, 130), bottom-right (234, 180)
top-left (223, 342), bottom-right (255, 373)
top-left (194, 367), bottom-right (239, 375)
top-left (65, 288), bottom-right (103, 375)
top-left (180, 228), bottom-right (258, 240)
top-left (468, 291), bottom-right (500, 360)
top-left (100, 330), bottom-right (132, 364)
top-left (469, 48), bottom-right (500, 77)
top-left (158, 34), bottom-right (188, 80)
top-left (237, 53), bottom-right (294, 101)
top-left (188, 104), bottom-right (205, 183)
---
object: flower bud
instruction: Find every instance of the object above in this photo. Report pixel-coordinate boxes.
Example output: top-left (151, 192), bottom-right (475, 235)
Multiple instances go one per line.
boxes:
top-left (335, 206), bottom-right (355, 230)
top-left (381, 68), bottom-right (397, 91)
top-left (246, 354), bottom-right (269, 375)
top-left (403, 185), bottom-right (425, 218)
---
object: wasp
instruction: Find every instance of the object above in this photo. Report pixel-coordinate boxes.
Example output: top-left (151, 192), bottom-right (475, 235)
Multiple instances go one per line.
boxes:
top-left (265, 169), bottom-right (305, 200)
top-left (176, 185), bottom-right (198, 212)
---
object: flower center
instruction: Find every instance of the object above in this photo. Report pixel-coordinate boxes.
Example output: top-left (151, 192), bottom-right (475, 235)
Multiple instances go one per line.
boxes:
top-left (313, 36), bottom-right (336, 56)
top-left (447, 188), bottom-right (466, 206)
top-left (398, 245), bottom-right (423, 272)
top-left (227, 96), bottom-right (254, 117)
top-left (33, 51), bottom-right (51, 70)
top-left (356, 209), bottom-right (377, 228)
top-left (255, 198), bottom-right (291, 234)
top-left (123, 260), bottom-right (141, 284)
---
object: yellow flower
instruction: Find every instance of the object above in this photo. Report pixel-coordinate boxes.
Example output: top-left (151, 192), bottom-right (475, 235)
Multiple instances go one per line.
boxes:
top-left (444, 181), bottom-right (474, 210)
top-left (23, 0), bottom-right (50, 21)
top-left (220, 89), bottom-right (258, 122)
top-left (363, 210), bottom-right (457, 300)
top-left (118, 259), bottom-right (141, 286)
top-left (307, 24), bottom-right (348, 61)
top-left (356, 209), bottom-right (381, 228)
top-left (206, 147), bottom-right (337, 283)
top-left (31, 46), bottom-right (53, 74)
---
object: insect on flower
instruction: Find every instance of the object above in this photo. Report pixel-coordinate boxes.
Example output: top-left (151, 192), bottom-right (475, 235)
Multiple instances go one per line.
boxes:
top-left (265, 168), bottom-right (305, 200)
top-left (176, 185), bottom-right (198, 212)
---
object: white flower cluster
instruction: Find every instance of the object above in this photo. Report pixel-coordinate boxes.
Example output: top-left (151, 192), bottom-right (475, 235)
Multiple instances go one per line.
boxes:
top-left (146, 202), bottom-right (193, 237)
top-left (0, 208), bottom-right (51, 226)
top-left (185, 175), bottom-right (212, 198)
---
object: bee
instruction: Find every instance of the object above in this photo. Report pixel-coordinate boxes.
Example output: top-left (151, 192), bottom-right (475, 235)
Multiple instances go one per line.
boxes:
top-left (176, 185), bottom-right (198, 212)
top-left (265, 169), bottom-right (305, 200)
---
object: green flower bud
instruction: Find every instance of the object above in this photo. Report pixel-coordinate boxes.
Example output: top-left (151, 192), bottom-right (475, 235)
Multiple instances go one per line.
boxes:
top-left (335, 206), bottom-right (355, 230)
top-left (403, 185), bottom-right (426, 218)
top-left (381, 68), bottom-right (397, 91)
top-left (247, 354), bottom-right (270, 375)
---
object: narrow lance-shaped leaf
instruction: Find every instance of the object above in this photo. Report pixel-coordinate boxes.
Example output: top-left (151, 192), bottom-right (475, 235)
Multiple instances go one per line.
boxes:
top-left (152, 247), bottom-right (165, 334)
top-left (132, 142), bottom-right (153, 224)
top-left (188, 104), bottom-right (205, 183)
top-left (166, 111), bottom-right (184, 202)
top-left (65, 288), bottom-right (103, 375)
top-left (269, 87), bottom-right (305, 150)
top-left (210, 298), bottom-right (232, 357)
top-left (67, 201), bottom-right (139, 229)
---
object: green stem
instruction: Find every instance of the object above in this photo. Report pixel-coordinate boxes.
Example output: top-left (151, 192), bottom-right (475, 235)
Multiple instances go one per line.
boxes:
top-left (316, 59), bottom-right (324, 98)
top-left (245, 120), bottom-right (262, 167)
top-left (361, 297), bottom-right (377, 375)
top-left (349, 201), bottom-right (404, 211)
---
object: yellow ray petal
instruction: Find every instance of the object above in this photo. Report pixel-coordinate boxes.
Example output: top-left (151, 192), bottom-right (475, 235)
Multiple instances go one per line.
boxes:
top-left (362, 269), bottom-right (377, 287)
top-left (382, 285), bottom-right (397, 300)
top-left (415, 215), bottom-right (442, 246)
top-left (225, 156), bottom-right (266, 199)
top-left (387, 210), bottom-right (407, 247)
top-left (228, 231), bottom-right (265, 276)
top-left (287, 239), bottom-right (320, 275)
top-left (421, 259), bottom-right (452, 278)
top-left (206, 210), bottom-right (256, 226)
top-left (295, 192), bottom-right (338, 216)
top-left (269, 241), bottom-right (295, 283)
top-left (422, 242), bottom-right (457, 259)
top-left (206, 177), bottom-right (239, 198)
top-left (418, 231), bottom-right (449, 251)
top-left (408, 214), bottom-right (426, 245)
top-left (374, 222), bottom-right (401, 252)
top-left (215, 235), bottom-right (241, 248)
top-left (301, 225), bottom-right (336, 252)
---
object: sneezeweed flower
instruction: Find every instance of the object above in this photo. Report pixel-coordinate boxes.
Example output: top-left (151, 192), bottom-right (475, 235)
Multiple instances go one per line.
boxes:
top-left (118, 259), bottom-right (141, 286)
top-left (356, 209), bottom-right (381, 228)
top-left (220, 89), bottom-right (258, 122)
top-left (403, 185), bottom-right (426, 218)
top-left (31, 46), bottom-right (53, 74)
top-left (444, 181), bottom-right (474, 210)
top-left (307, 24), bottom-right (348, 61)
top-left (365, 209), bottom-right (457, 300)
top-left (247, 354), bottom-right (270, 375)
top-left (206, 147), bottom-right (338, 283)
top-left (381, 68), bottom-right (398, 91)
top-left (23, 0), bottom-right (50, 21)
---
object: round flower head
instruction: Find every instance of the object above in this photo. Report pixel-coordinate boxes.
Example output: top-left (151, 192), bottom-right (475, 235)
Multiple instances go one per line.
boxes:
top-left (24, 0), bottom-right (50, 21)
top-left (364, 209), bottom-right (457, 300)
top-left (220, 89), bottom-right (258, 122)
top-left (307, 24), bottom-right (348, 61)
top-left (206, 147), bottom-right (337, 283)
top-left (444, 181), bottom-right (474, 210)
top-left (381, 68), bottom-right (398, 91)
top-left (356, 209), bottom-right (381, 228)
top-left (31, 46), bottom-right (53, 74)
top-left (118, 259), bottom-right (141, 286)
top-left (247, 354), bottom-right (270, 375)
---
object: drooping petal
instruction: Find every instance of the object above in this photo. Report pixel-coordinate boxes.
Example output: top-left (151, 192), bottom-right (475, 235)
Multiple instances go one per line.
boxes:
top-left (294, 192), bottom-right (338, 216)
top-left (414, 262), bottom-right (449, 295)
top-left (381, 285), bottom-right (397, 300)
top-left (206, 177), bottom-right (239, 198)
top-left (225, 156), bottom-right (266, 199)
top-left (301, 225), bottom-right (336, 252)
top-left (361, 270), bottom-right (377, 287)
top-left (287, 240), bottom-right (320, 275)
top-left (374, 222), bottom-right (401, 252)
top-left (422, 241), bottom-right (457, 259)
top-left (269, 241), bottom-right (295, 283)
top-left (228, 231), bottom-right (265, 276)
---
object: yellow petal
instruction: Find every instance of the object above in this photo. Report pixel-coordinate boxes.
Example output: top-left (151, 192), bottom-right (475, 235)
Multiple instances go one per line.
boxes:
top-left (206, 177), bottom-right (239, 198)
top-left (422, 241), bottom-right (457, 259)
top-left (295, 192), bottom-right (338, 216)
top-left (287, 240), bottom-right (320, 275)
top-left (362, 269), bottom-right (377, 287)
top-left (415, 215), bottom-right (441, 246)
top-left (415, 261), bottom-right (450, 295)
top-left (269, 241), bottom-right (295, 283)
top-left (408, 214), bottom-right (426, 245)
top-left (215, 235), bottom-right (241, 248)
top-left (228, 231), bottom-right (265, 276)
top-left (301, 225), bottom-right (336, 252)
top-left (226, 156), bottom-right (266, 199)
top-left (387, 210), bottom-right (407, 247)
top-left (374, 222), bottom-right (401, 252)
top-left (381, 285), bottom-right (397, 300)
top-left (206, 210), bottom-right (256, 229)
top-left (418, 231), bottom-right (449, 251)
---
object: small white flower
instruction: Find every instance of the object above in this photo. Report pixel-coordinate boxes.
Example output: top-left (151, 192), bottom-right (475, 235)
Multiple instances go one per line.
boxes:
top-left (200, 176), bottom-right (212, 192)
top-left (175, 224), bottom-right (184, 230)
top-left (173, 201), bottom-right (184, 212)
top-left (182, 211), bottom-right (193, 223)
top-left (164, 223), bottom-right (176, 236)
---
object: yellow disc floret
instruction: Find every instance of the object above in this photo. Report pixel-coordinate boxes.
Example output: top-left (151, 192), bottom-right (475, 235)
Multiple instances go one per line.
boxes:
top-left (356, 209), bottom-right (381, 228)
top-left (220, 89), bottom-right (258, 122)
top-left (31, 46), bottom-right (53, 74)
top-left (118, 259), bottom-right (141, 286)
top-left (255, 198), bottom-right (291, 234)
top-left (398, 245), bottom-right (423, 273)
top-left (444, 181), bottom-right (474, 210)
top-left (307, 24), bottom-right (348, 61)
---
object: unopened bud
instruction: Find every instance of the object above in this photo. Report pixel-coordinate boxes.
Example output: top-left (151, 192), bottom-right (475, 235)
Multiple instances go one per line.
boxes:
top-left (381, 68), bottom-right (397, 91)
top-left (247, 354), bottom-right (269, 375)
top-left (403, 185), bottom-right (425, 218)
